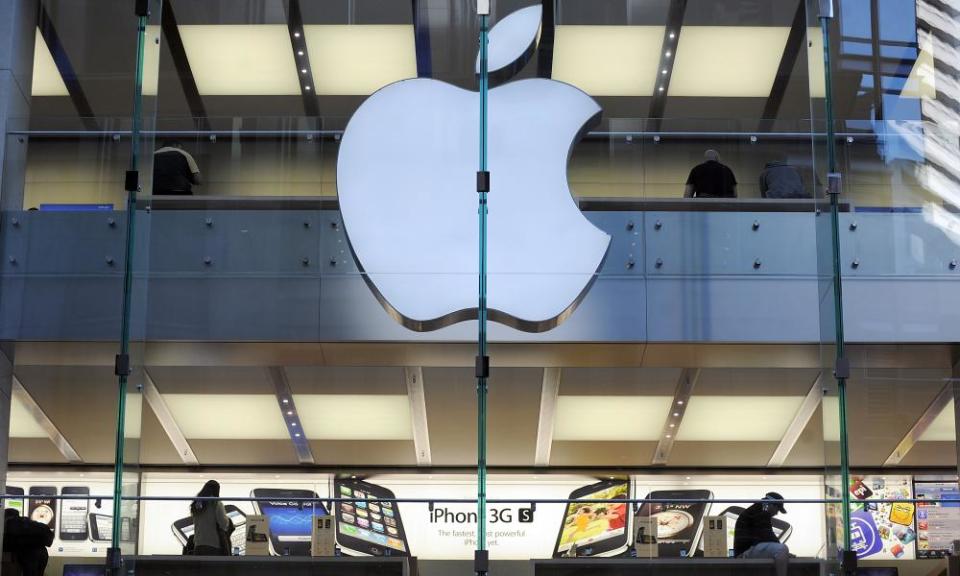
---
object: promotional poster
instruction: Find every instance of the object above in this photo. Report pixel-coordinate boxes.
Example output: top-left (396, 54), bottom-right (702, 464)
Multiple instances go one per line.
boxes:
top-left (914, 479), bottom-right (960, 558)
top-left (848, 475), bottom-right (916, 560)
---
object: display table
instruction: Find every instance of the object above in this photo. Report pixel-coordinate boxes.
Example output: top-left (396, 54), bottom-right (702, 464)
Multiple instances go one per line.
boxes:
top-left (128, 555), bottom-right (415, 576)
top-left (533, 558), bottom-right (822, 576)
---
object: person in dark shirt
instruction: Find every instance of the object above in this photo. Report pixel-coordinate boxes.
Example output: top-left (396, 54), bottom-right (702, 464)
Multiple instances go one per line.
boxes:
top-left (152, 140), bottom-right (201, 195)
top-left (759, 160), bottom-right (809, 199)
top-left (3, 508), bottom-right (53, 576)
top-left (684, 149), bottom-right (738, 198)
top-left (734, 493), bottom-right (790, 576)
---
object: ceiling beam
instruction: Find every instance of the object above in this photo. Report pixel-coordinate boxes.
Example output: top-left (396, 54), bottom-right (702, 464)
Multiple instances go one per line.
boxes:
top-left (651, 368), bottom-right (699, 466)
top-left (647, 0), bottom-right (687, 131)
top-left (411, 0), bottom-right (433, 78)
top-left (759, 0), bottom-right (807, 132)
top-left (768, 372), bottom-right (823, 467)
top-left (267, 366), bottom-right (315, 465)
top-left (884, 382), bottom-right (952, 466)
top-left (404, 367), bottom-right (432, 466)
top-left (536, 0), bottom-right (556, 78)
top-left (534, 367), bottom-right (561, 466)
top-left (285, 0), bottom-right (320, 116)
top-left (37, 4), bottom-right (98, 131)
top-left (160, 0), bottom-right (210, 131)
top-left (12, 376), bottom-right (82, 463)
top-left (142, 369), bottom-right (198, 465)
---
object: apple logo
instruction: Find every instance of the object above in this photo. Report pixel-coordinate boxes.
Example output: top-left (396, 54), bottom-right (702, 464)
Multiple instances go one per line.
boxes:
top-left (337, 5), bottom-right (609, 332)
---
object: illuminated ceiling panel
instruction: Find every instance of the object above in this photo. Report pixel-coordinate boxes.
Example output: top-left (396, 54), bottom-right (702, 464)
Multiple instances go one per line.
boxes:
top-left (670, 27), bottom-right (791, 97)
top-left (163, 394), bottom-right (289, 439)
top-left (294, 394), bottom-right (413, 440)
top-left (9, 394), bottom-right (48, 438)
top-left (304, 25), bottom-right (417, 96)
top-left (553, 396), bottom-right (673, 441)
top-left (677, 395), bottom-right (805, 441)
top-left (919, 398), bottom-right (955, 441)
top-left (142, 25), bottom-right (162, 97)
top-left (31, 32), bottom-right (68, 96)
top-left (178, 25), bottom-right (301, 95)
top-left (807, 28), bottom-right (826, 98)
top-left (552, 26), bottom-right (664, 97)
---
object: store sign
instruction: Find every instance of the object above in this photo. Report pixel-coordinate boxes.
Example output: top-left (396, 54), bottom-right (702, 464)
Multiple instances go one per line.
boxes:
top-left (336, 6), bottom-right (610, 333)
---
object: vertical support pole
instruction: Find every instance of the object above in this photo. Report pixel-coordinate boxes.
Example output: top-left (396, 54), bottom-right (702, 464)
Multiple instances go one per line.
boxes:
top-left (108, 0), bottom-right (149, 572)
top-left (819, 0), bottom-right (853, 570)
top-left (475, 2), bottom-right (490, 575)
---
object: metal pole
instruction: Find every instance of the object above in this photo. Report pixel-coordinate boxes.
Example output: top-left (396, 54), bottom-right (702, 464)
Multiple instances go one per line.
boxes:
top-left (475, 4), bottom-right (490, 576)
top-left (819, 0), bottom-right (854, 566)
top-left (108, 1), bottom-right (148, 572)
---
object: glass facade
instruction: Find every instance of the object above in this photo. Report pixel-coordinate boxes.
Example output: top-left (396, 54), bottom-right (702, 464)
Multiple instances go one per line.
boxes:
top-left (0, 0), bottom-right (958, 575)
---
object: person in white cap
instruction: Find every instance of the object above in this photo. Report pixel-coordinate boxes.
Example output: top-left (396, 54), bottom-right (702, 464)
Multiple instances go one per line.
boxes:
top-left (734, 492), bottom-right (790, 576)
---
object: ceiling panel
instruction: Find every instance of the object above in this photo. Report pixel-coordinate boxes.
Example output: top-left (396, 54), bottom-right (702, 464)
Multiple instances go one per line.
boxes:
top-left (554, 396), bottom-right (673, 441)
top-left (31, 32), bottom-right (68, 96)
top-left (9, 394), bottom-right (49, 438)
top-left (670, 26), bottom-right (790, 97)
top-left (552, 26), bottom-right (664, 97)
top-left (179, 25), bottom-right (302, 95)
top-left (694, 368), bottom-right (820, 396)
top-left (678, 396), bottom-right (805, 441)
top-left (162, 394), bottom-right (289, 440)
top-left (304, 25), bottom-right (417, 95)
top-left (294, 394), bottom-right (412, 440)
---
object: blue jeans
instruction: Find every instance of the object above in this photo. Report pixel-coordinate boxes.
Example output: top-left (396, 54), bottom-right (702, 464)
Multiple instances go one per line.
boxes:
top-left (742, 542), bottom-right (789, 576)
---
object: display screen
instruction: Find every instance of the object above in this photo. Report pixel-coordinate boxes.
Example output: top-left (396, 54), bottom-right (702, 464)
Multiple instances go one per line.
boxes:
top-left (28, 487), bottom-right (57, 528)
top-left (90, 514), bottom-right (112, 542)
top-left (914, 481), bottom-right (960, 558)
top-left (60, 487), bottom-right (90, 538)
top-left (174, 506), bottom-right (247, 553)
top-left (259, 501), bottom-right (323, 543)
top-left (336, 481), bottom-right (407, 553)
top-left (5, 486), bottom-right (24, 517)
top-left (556, 482), bottom-right (629, 553)
top-left (637, 490), bottom-right (712, 557)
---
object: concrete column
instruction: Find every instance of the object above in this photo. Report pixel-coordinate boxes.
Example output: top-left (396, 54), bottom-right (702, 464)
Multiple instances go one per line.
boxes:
top-left (0, 0), bottom-right (37, 210)
top-left (0, 0), bottom-right (38, 564)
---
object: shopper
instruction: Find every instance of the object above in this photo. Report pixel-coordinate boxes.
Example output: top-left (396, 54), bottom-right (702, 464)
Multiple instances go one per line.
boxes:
top-left (734, 493), bottom-right (790, 576)
top-left (3, 508), bottom-right (53, 576)
top-left (759, 160), bottom-right (809, 199)
top-left (684, 149), bottom-right (738, 198)
top-left (152, 140), bottom-right (202, 195)
top-left (190, 480), bottom-right (232, 556)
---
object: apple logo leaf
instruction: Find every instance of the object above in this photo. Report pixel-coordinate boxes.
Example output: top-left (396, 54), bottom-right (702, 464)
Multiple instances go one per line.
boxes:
top-left (475, 5), bottom-right (542, 82)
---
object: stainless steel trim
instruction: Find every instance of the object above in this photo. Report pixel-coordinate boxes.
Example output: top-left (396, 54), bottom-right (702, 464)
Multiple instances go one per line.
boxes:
top-left (535, 367), bottom-right (562, 466)
top-left (652, 368), bottom-right (700, 466)
top-left (405, 367), bottom-right (432, 466)
top-left (267, 367), bottom-right (316, 465)
top-left (12, 376), bottom-right (82, 463)
top-left (768, 373), bottom-right (823, 467)
top-left (884, 382), bottom-right (953, 466)
top-left (142, 370), bottom-right (199, 465)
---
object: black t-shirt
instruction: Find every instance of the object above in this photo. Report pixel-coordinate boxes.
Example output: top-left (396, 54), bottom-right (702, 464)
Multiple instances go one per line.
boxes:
top-left (152, 148), bottom-right (198, 195)
top-left (733, 502), bottom-right (778, 556)
top-left (686, 160), bottom-right (738, 198)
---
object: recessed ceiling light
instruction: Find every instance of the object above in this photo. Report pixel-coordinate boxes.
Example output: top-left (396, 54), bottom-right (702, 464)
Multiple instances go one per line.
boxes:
top-left (294, 31), bottom-right (301, 38)
top-left (661, 69), bottom-right (668, 74)
top-left (685, 476), bottom-right (691, 480)
top-left (294, 433), bottom-right (301, 437)
top-left (673, 412), bottom-right (680, 417)
top-left (665, 50), bottom-right (672, 57)
top-left (297, 50), bottom-right (304, 56)
top-left (658, 86), bottom-right (665, 92)
top-left (282, 399), bottom-right (289, 404)
top-left (669, 423), bottom-right (676, 428)
top-left (291, 422), bottom-right (298, 427)
top-left (665, 434), bottom-right (672, 438)
top-left (301, 68), bottom-right (307, 74)
top-left (286, 411), bottom-right (293, 415)
top-left (305, 85), bottom-right (311, 90)
top-left (677, 400), bottom-right (684, 405)
top-left (669, 32), bottom-right (676, 39)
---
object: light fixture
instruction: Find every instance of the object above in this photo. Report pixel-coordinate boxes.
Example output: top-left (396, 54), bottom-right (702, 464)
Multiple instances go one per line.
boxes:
top-left (291, 422), bottom-right (298, 427)
top-left (669, 32), bottom-right (675, 39)
top-left (305, 85), bottom-right (311, 90)
top-left (669, 423), bottom-right (676, 428)
top-left (294, 31), bottom-right (301, 38)
top-left (297, 50), bottom-right (304, 56)
top-left (677, 400), bottom-right (684, 405)
top-left (301, 68), bottom-right (307, 74)
top-left (295, 433), bottom-right (301, 437)
top-left (665, 50), bottom-right (672, 57)
top-left (685, 476), bottom-right (691, 480)
top-left (286, 411), bottom-right (293, 415)
top-left (282, 398), bottom-right (289, 404)
top-left (658, 86), bottom-right (664, 91)
top-left (673, 412), bottom-right (680, 417)
top-left (665, 434), bottom-right (672, 438)
top-left (661, 69), bottom-right (668, 74)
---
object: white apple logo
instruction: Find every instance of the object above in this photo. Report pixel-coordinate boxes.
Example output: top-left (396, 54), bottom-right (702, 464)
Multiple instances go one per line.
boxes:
top-left (337, 5), bottom-right (609, 332)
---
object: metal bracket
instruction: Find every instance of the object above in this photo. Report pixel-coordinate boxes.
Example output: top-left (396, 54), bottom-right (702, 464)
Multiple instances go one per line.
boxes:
top-left (135, 0), bottom-right (149, 17)
top-left (124, 170), bottom-right (139, 193)
top-left (834, 357), bottom-right (851, 380)
top-left (114, 353), bottom-right (131, 377)
top-left (477, 0), bottom-right (490, 15)
top-left (476, 355), bottom-right (490, 379)
top-left (827, 172), bottom-right (842, 196)
top-left (477, 171), bottom-right (490, 193)
top-left (818, 0), bottom-right (835, 19)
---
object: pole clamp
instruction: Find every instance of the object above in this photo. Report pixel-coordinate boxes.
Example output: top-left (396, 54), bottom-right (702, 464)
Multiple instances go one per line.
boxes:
top-left (818, 0), bottom-right (835, 19)
top-left (827, 172), bottom-right (842, 196)
top-left (474, 549), bottom-right (489, 573)
top-left (115, 354), bottom-right (131, 377)
top-left (834, 357), bottom-right (850, 380)
top-left (135, 0), bottom-right (149, 17)
top-left (125, 170), bottom-right (139, 193)
top-left (476, 355), bottom-right (490, 379)
top-left (477, 0), bottom-right (490, 15)
top-left (477, 171), bottom-right (490, 193)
